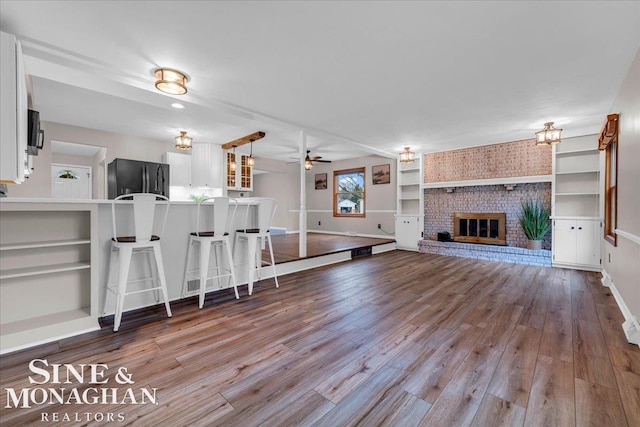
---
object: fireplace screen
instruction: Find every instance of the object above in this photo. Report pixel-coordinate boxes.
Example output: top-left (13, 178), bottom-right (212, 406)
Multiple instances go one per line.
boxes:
top-left (453, 212), bottom-right (506, 245)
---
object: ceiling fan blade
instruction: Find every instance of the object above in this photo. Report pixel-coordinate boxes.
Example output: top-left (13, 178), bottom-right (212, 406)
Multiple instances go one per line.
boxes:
top-left (314, 159), bottom-right (332, 163)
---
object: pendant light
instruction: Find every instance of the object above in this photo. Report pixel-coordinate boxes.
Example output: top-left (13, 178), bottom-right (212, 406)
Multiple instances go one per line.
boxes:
top-left (247, 139), bottom-right (255, 167)
top-left (535, 122), bottom-right (562, 145)
top-left (230, 145), bottom-right (237, 171)
top-left (175, 131), bottom-right (192, 150)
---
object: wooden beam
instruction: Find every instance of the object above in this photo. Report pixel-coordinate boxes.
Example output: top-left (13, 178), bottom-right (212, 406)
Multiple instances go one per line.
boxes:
top-left (221, 131), bottom-right (265, 150)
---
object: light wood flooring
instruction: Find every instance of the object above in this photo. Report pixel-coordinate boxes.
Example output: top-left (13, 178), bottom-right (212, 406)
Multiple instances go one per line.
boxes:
top-left (1, 251), bottom-right (639, 426)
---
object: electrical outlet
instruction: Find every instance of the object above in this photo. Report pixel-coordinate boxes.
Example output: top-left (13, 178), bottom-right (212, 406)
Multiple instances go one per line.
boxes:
top-left (318, 221), bottom-right (321, 226)
top-left (377, 224), bottom-right (381, 229)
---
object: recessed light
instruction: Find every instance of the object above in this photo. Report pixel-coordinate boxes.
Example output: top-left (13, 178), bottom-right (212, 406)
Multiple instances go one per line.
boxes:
top-left (171, 103), bottom-right (185, 109)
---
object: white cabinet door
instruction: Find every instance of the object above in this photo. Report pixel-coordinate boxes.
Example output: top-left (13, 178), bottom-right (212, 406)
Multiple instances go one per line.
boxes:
top-left (163, 152), bottom-right (191, 186)
top-left (575, 220), bottom-right (600, 266)
top-left (192, 143), bottom-right (223, 188)
top-left (553, 219), bottom-right (576, 264)
top-left (395, 215), bottom-right (422, 250)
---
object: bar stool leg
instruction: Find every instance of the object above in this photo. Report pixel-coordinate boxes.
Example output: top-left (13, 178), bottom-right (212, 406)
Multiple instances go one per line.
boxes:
top-left (247, 236), bottom-right (257, 296)
top-left (152, 242), bottom-right (172, 318)
top-left (181, 236), bottom-right (194, 298)
top-left (114, 245), bottom-right (132, 332)
top-left (223, 236), bottom-right (240, 299)
top-left (267, 234), bottom-right (279, 288)
top-left (103, 246), bottom-right (116, 316)
top-left (198, 240), bottom-right (212, 309)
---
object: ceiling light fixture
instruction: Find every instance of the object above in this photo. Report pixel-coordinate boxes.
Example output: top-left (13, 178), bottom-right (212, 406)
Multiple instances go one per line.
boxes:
top-left (154, 68), bottom-right (188, 95)
top-left (247, 139), bottom-right (255, 167)
top-left (535, 122), bottom-right (562, 145)
top-left (175, 131), bottom-right (192, 150)
top-left (171, 102), bottom-right (185, 109)
top-left (399, 147), bottom-right (416, 163)
top-left (230, 145), bottom-right (237, 171)
top-left (304, 152), bottom-right (313, 170)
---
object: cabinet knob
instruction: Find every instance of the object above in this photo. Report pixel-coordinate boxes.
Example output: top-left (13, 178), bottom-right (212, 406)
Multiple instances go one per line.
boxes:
top-left (578, 227), bottom-right (582, 230)
top-left (570, 226), bottom-right (575, 230)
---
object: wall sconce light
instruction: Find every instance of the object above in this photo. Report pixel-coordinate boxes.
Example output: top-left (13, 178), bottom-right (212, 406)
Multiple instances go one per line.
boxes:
top-left (175, 131), bottom-right (192, 150)
top-left (154, 68), bottom-right (188, 95)
top-left (247, 139), bottom-right (255, 167)
top-left (230, 145), bottom-right (237, 171)
top-left (535, 122), bottom-right (562, 145)
top-left (399, 147), bottom-right (416, 163)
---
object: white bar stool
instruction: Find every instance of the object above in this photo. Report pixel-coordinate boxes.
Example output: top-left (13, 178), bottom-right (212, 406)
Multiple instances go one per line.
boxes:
top-left (234, 198), bottom-right (279, 295)
top-left (104, 193), bottom-right (172, 332)
top-left (182, 197), bottom-right (239, 308)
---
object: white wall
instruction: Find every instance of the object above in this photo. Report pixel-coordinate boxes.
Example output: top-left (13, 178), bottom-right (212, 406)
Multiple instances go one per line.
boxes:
top-left (602, 48), bottom-right (640, 343)
top-left (250, 157), bottom-right (300, 231)
top-left (305, 155), bottom-right (397, 236)
top-left (7, 121), bottom-right (186, 199)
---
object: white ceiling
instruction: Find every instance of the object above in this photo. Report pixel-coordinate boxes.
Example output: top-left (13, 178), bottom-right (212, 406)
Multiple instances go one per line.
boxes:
top-left (1, 1), bottom-right (639, 162)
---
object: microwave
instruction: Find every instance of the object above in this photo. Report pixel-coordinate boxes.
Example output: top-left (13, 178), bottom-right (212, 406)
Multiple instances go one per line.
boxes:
top-left (27, 109), bottom-right (44, 155)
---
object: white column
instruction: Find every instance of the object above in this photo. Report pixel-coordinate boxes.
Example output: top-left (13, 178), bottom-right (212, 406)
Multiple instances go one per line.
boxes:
top-left (299, 130), bottom-right (307, 258)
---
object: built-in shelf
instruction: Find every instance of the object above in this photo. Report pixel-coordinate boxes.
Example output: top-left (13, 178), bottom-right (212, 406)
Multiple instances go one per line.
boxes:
top-left (556, 169), bottom-right (599, 175)
top-left (0, 238), bottom-right (90, 251)
top-left (1, 308), bottom-right (91, 335)
top-left (556, 192), bottom-right (600, 196)
top-left (0, 262), bottom-right (91, 280)
top-left (556, 148), bottom-right (599, 156)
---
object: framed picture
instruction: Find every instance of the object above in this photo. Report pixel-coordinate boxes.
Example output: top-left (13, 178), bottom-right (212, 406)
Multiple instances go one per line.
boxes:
top-left (372, 164), bottom-right (391, 185)
top-left (315, 173), bottom-right (327, 190)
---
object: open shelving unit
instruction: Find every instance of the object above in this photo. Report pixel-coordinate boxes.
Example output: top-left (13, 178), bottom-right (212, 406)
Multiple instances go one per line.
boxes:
top-left (396, 154), bottom-right (424, 250)
top-left (551, 134), bottom-right (603, 271)
top-left (0, 203), bottom-right (100, 353)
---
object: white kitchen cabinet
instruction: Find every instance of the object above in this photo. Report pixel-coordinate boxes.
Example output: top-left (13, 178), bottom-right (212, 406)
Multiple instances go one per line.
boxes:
top-left (192, 143), bottom-right (223, 188)
top-left (0, 31), bottom-right (28, 183)
top-left (226, 152), bottom-right (253, 191)
top-left (395, 215), bottom-right (423, 251)
top-left (552, 219), bottom-right (601, 270)
top-left (163, 152), bottom-right (192, 186)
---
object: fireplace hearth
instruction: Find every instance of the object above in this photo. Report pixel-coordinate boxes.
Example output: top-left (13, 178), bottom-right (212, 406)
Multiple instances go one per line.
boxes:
top-left (453, 212), bottom-right (506, 246)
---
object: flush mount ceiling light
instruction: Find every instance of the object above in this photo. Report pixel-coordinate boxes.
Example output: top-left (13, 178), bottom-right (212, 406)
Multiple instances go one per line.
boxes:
top-left (171, 102), bottom-right (185, 109)
top-left (399, 147), bottom-right (416, 163)
top-left (154, 68), bottom-right (188, 95)
top-left (535, 122), bottom-right (562, 145)
top-left (247, 139), bottom-right (255, 167)
top-left (175, 131), bottom-right (192, 150)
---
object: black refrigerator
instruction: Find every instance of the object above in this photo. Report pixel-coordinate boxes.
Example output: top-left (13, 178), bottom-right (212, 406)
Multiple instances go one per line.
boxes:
top-left (108, 158), bottom-right (170, 199)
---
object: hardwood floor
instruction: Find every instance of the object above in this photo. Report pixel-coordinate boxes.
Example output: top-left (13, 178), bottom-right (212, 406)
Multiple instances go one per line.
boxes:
top-left (265, 232), bottom-right (396, 264)
top-left (1, 251), bottom-right (639, 426)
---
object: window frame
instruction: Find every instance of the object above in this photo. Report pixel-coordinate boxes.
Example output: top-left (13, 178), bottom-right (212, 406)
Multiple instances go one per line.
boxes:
top-left (333, 167), bottom-right (366, 218)
top-left (598, 113), bottom-right (619, 246)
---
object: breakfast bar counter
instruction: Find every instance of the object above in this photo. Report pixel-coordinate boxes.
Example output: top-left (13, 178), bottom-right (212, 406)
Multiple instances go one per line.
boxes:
top-left (0, 197), bottom-right (262, 353)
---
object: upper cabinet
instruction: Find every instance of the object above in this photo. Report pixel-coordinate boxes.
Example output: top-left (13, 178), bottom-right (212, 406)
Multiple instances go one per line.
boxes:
top-left (226, 153), bottom-right (253, 191)
top-left (163, 152), bottom-right (192, 187)
top-left (0, 31), bottom-right (28, 183)
top-left (192, 143), bottom-right (223, 189)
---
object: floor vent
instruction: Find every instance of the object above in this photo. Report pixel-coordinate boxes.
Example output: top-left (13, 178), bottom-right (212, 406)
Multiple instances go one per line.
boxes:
top-left (351, 246), bottom-right (372, 258)
top-left (187, 279), bottom-right (200, 293)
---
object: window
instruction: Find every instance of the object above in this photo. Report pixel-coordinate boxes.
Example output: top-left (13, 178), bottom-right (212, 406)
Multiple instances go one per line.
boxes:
top-left (598, 113), bottom-right (618, 246)
top-left (334, 167), bottom-right (365, 217)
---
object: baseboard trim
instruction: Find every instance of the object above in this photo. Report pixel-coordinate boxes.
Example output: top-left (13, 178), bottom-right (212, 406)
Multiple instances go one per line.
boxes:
top-left (601, 268), bottom-right (640, 347)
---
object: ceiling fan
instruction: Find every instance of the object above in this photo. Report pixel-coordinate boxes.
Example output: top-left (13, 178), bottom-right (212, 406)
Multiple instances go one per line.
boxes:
top-left (289, 150), bottom-right (332, 170)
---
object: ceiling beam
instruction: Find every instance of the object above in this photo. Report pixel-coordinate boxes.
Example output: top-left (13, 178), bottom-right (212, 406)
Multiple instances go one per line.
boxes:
top-left (221, 131), bottom-right (266, 149)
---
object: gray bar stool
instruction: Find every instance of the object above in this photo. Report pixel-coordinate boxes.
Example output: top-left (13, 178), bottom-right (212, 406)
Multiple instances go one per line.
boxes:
top-left (182, 197), bottom-right (239, 308)
top-left (104, 193), bottom-right (172, 331)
